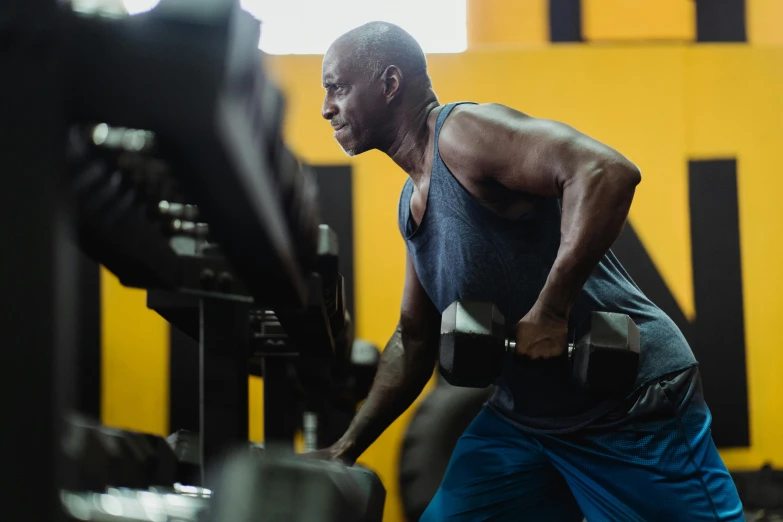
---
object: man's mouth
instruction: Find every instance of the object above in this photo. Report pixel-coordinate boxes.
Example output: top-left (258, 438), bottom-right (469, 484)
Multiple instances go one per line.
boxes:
top-left (332, 123), bottom-right (346, 132)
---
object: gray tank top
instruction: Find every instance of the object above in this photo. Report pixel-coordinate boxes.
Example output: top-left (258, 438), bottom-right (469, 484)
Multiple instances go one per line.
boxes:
top-left (398, 102), bottom-right (697, 430)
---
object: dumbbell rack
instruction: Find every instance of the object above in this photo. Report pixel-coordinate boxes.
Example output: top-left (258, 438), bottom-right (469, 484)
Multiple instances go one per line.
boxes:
top-left (152, 276), bottom-right (334, 485)
top-left (0, 1), bottom-right (325, 520)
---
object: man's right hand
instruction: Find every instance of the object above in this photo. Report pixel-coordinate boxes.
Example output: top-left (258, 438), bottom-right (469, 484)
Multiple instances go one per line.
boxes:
top-left (303, 439), bottom-right (357, 466)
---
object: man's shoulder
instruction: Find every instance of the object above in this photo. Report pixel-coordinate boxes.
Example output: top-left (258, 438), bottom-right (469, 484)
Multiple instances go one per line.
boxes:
top-left (437, 103), bottom-right (534, 178)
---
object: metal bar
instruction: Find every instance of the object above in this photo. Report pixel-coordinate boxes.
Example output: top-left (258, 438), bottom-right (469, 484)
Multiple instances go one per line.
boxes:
top-left (199, 298), bottom-right (250, 485)
top-left (262, 357), bottom-right (298, 452)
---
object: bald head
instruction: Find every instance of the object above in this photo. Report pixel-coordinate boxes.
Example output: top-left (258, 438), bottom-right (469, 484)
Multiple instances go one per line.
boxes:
top-left (327, 21), bottom-right (431, 89)
top-left (321, 22), bottom-right (437, 156)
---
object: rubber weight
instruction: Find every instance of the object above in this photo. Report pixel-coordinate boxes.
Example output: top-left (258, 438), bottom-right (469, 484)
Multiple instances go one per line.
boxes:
top-left (261, 77), bottom-right (285, 169)
top-left (275, 145), bottom-right (320, 274)
top-left (166, 429), bottom-right (265, 486)
top-left (166, 429), bottom-right (201, 485)
top-left (296, 162), bottom-right (322, 273)
top-left (439, 300), bottom-right (507, 388)
top-left (63, 415), bottom-right (178, 492)
top-left (207, 451), bottom-right (386, 522)
top-left (347, 464), bottom-right (386, 522)
top-left (571, 311), bottom-right (641, 394)
top-left (348, 339), bottom-right (380, 402)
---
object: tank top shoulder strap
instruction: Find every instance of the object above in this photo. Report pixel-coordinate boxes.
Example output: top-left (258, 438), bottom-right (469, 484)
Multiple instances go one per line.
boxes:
top-left (432, 101), bottom-right (477, 163)
top-left (431, 102), bottom-right (477, 188)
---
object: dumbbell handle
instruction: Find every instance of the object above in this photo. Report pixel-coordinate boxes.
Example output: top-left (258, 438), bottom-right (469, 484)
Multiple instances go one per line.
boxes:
top-left (504, 339), bottom-right (576, 358)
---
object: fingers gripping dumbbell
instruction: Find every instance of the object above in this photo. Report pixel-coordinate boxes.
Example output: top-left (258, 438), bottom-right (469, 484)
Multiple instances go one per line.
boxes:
top-left (439, 300), bottom-right (641, 394)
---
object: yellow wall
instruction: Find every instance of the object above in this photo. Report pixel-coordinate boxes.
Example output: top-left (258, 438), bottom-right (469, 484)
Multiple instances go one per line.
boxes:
top-left (747, 0), bottom-right (783, 45)
top-left (101, 269), bottom-right (169, 436)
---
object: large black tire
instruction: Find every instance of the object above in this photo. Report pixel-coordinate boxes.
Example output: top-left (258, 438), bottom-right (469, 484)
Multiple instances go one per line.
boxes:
top-left (398, 384), bottom-right (494, 521)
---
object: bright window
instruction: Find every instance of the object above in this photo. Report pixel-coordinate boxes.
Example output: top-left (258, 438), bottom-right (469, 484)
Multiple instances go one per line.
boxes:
top-left (240, 0), bottom-right (468, 55)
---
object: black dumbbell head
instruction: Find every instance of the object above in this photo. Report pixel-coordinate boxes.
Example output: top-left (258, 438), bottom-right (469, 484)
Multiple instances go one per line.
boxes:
top-left (63, 416), bottom-right (177, 491)
top-left (276, 144), bottom-right (300, 203)
top-left (329, 278), bottom-right (351, 357)
top-left (572, 312), bottom-right (641, 395)
top-left (261, 79), bottom-right (285, 168)
top-left (207, 452), bottom-right (369, 522)
top-left (316, 224), bottom-right (339, 286)
top-left (295, 163), bottom-right (322, 273)
top-left (439, 300), bottom-right (507, 388)
top-left (349, 339), bottom-right (380, 401)
top-left (166, 429), bottom-right (202, 485)
top-left (346, 464), bottom-right (386, 522)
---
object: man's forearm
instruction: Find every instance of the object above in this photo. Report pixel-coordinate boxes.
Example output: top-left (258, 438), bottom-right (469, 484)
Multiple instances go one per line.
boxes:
top-left (538, 163), bottom-right (641, 316)
top-left (334, 325), bottom-right (436, 462)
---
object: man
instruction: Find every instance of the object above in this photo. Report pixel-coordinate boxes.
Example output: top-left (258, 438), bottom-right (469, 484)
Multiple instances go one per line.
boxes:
top-left (318, 21), bottom-right (744, 521)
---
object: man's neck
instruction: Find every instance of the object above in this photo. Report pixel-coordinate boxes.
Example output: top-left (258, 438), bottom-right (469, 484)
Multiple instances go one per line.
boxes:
top-left (382, 92), bottom-right (439, 182)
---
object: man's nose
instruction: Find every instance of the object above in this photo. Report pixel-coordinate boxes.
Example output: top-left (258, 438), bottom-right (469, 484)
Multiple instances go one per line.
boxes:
top-left (322, 98), bottom-right (336, 121)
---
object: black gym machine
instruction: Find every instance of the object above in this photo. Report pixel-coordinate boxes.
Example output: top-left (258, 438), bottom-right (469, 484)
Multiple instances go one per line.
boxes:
top-left (0, 1), bottom-right (385, 520)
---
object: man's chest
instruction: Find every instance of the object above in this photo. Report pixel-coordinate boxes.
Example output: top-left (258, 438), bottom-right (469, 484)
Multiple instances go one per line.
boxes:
top-left (410, 170), bottom-right (536, 225)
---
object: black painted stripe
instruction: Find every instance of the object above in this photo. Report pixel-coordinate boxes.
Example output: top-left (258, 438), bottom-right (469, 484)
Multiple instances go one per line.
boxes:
top-left (168, 165), bottom-right (356, 434)
top-left (313, 166), bottom-right (355, 323)
top-left (549, 0), bottom-right (583, 42)
top-left (612, 224), bottom-right (694, 341)
top-left (695, 0), bottom-right (747, 42)
top-left (688, 159), bottom-right (749, 447)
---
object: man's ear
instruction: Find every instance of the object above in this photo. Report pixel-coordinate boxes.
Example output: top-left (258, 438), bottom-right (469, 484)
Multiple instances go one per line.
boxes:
top-left (381, 65), bottom-right (403, 103)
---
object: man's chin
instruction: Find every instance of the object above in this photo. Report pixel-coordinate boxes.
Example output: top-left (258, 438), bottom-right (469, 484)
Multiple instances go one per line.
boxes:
top-left (336, 139), bottom-right (363, 157)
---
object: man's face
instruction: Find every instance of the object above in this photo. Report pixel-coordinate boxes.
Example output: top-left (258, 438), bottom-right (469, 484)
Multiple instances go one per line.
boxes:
top-left (321, 46), bottom-right (384, 156)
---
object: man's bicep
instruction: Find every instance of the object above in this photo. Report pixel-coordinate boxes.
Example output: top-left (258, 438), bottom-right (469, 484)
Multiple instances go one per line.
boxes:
top-left (399, 249), bottom-right (440, 348)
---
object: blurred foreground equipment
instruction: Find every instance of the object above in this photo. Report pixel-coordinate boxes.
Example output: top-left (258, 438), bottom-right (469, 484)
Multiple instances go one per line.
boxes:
top-left (0, 0), bottom-right (385, 520)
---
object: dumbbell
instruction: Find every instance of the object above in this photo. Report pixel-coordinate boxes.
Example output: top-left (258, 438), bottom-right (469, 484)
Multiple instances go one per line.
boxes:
top-left (346, 339), bottom-right (380, 399)
top-left (207, 450), bottom-right (386, 522)
top-left (439, 300), bottom-right (641, 394)
top-left (63, 415), bottom-right (178, 492)
top-left (166, 429), bottom-right (265, 486)
top-left (276, 144), bottom-right (322, 274)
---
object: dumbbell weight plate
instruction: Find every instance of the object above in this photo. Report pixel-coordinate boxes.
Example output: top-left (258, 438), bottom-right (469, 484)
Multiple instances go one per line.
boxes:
top-left (261, 78), bottom-right (285, 169)
top-left (63, 416), bottom-right (178, 492)
top-left (294, 163), bottom-right (322, 273)
top-left (572, 311), bottom-right (641, 395)
top-left (207, 451), bottom-right (373, 522)
top-left (166, 429), bottom-right (201, 485)
top-left (166, 429), bottom-right (267, 487)
top-left (274, 144), bottom-right (322, 275)
top-left (347, 464), bottom-right (386, 522)
top-left (439, 300), bottom-right (509, 388)
top-left (275, 143), bottom-right (300, 206)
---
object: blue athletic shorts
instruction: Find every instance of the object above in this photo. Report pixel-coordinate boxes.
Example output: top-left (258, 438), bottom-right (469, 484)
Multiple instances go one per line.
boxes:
top-left (421, 374), bottom-right (744, 521)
